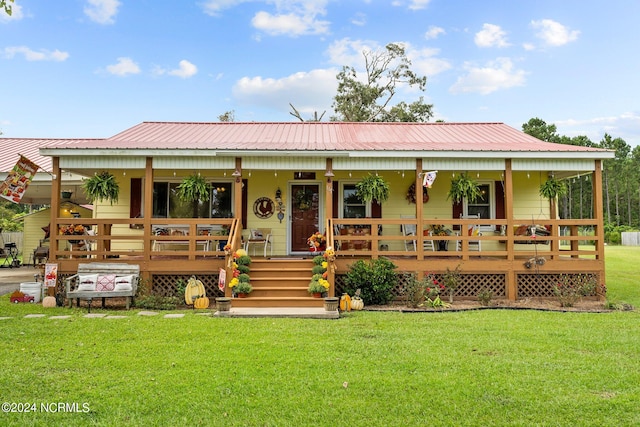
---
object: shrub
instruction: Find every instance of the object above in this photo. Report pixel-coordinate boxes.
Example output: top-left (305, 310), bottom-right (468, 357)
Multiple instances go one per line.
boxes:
top-left (344, 257), bottom-right (398, 305)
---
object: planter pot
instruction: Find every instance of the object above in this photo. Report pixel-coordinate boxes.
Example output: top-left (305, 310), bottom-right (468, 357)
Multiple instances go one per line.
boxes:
top-left (324, 297), bottom-right (339, 311)
top-left (312, 292), bottom-right (322, 298)
top-left (437, 240), bottom-right (448, 251)
top-left (237, 293), bottom-right (248, 298)
top-left (215, 297), bottom-right (231, 312)
top-left (61, 191), bottom-right (72, 199)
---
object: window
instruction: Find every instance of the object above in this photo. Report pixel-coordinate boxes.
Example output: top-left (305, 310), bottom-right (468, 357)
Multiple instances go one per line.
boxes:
top-left (152, 181), bottom-right (233, 218)
top-left (341, 183), bottom-right (370, 218)
top-left (464, 182), bottom-right (495, 229)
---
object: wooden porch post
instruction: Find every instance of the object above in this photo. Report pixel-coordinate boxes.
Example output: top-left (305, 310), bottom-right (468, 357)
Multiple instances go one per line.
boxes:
top-left (415, 159), bottom-right (424, 264)
top-left (227, 158), bottom-right (243, 298)
top-left (504, 159), bottom-right (516, 301)
top-left (325, 158), bottom-right (333, 226)
top-left (143, 157), bottom-right (153, 267)
top-left (593, 160), bottom-right (605, 262)
top-left (48, 157), bottom-right (61, 295)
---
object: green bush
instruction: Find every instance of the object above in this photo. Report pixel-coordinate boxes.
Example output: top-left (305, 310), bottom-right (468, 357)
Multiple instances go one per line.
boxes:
top-left (344, 257), bottom-right (398, 305)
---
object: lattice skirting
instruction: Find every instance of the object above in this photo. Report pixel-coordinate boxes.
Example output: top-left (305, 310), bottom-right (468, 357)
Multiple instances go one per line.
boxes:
top-left (517, 273), bottom-right (598, 298)
top-left (151, 274), bottom-right (223, 298)
top-left (336, 272), bottom-right (506, 299)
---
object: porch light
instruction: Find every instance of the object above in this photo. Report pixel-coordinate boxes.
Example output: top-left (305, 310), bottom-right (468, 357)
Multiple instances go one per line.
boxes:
top-left (232, 169), bottom-right (242, 183)
top-left (324, 169), bottom-right (335, 183)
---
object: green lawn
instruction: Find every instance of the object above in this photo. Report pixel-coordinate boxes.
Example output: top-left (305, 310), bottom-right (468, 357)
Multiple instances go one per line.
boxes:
top-left (0, 247), bottom-right (638, 426)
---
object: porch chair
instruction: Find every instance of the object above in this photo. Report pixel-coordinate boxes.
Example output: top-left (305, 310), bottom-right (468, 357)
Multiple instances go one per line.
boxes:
top-left (456, 213), bottom-right (482, 252)
top-left (401, 222), bottom-right (417, 251)
top-left (244, 228), bottom-right (273, 257)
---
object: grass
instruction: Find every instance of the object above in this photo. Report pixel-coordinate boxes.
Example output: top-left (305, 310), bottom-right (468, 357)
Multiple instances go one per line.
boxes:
top-left (0, 247), bottom-right (639, 426)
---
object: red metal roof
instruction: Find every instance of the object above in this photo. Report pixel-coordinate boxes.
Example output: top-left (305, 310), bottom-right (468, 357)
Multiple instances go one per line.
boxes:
top-left (61, 121), bottom-right (608, 153)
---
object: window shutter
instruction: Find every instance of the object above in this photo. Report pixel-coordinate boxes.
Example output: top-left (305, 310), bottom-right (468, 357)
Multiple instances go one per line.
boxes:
top-left (241, 179), bottom-right (248, 229)
top-left (332, 180), bottom-right (339, 218)
top-left (129, 178), bottom-right (142, 228)
top-left (495, 180), bottom-right (505, 231)
top-left (452, 201), bottom-right (463, 230)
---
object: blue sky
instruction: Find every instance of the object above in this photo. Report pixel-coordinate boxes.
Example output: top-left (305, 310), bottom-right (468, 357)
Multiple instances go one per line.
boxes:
top-left (1, 0), bottom-right (639, 146)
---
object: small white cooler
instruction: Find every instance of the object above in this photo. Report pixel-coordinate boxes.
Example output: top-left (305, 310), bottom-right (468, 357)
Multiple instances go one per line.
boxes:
top-left (20, 282), bottom-right (44, 303)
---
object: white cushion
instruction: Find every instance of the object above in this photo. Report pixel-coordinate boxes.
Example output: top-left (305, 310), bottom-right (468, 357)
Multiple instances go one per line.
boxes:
top-left (114, 283), bottom-right (133, 292)
top-left (77, 274), bottom-right (98, 291)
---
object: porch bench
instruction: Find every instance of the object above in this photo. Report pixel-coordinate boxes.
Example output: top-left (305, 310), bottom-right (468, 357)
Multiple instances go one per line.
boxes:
top-left (65, 263), bottom-right (140, 309)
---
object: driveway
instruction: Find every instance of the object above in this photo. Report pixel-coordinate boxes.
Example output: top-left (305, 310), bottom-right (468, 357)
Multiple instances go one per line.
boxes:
top-left (0, 266), bottom-right (39, 296)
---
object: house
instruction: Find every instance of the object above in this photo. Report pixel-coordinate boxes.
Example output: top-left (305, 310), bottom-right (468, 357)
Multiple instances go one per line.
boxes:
top-left (22, 121), bottom-right (614, 307)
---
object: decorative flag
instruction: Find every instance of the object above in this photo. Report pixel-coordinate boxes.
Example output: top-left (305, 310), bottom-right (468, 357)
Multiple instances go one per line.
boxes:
top-left (44, 263), bottom-right (59, 289)
top-left (0, 155), bottom-right (39, 204)
top-left (422, 170), bottom-right (438, 188)
top-left (218, 268), bottom-right (226, 291)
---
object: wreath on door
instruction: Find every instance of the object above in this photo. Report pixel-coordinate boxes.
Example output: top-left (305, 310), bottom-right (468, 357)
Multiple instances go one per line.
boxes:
top-left (406, 183), bottom-right (429, 204)
top-left (294, 188), bottom-right (314, 211)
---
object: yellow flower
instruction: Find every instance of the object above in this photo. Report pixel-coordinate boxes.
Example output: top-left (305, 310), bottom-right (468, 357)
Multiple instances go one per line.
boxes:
top-left (229, 278), bottom-right (239, 288)
top-left (322, 261), bottom-right (328, 269)
top-left (319, 279), bottom-right (330, 289)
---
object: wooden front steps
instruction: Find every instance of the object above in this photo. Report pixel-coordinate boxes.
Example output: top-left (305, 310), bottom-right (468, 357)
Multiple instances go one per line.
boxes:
top-left (231, 258), bottom-right (325, 308)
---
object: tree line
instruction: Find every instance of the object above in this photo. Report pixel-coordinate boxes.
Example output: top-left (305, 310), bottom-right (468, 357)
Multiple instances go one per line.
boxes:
top-left (522, 118), bottom-right (639, 239)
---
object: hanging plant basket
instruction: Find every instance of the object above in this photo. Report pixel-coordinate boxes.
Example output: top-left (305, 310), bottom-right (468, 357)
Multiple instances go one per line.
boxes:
top-left (176, 173), bottom-right (210, 202)
top-left (406, 183), bottom-right (429, 204)
top-left (82, 171), bottom-right (120, 205)
top-left (355, 173), bottom-right (390, 204)
top-left (447, 173), bottom-right (481, 204)
top-left (539, 176), bottom-right (567, 199)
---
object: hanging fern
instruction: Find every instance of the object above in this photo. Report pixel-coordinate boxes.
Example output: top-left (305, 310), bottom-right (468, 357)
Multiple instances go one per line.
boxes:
top-left (82, 171), bottom-right (120, 205)
top-left (447, 173), bottom-right (481, 203)
top-left (176, 173), bottom-right (210, 202)
top-left (355, 173), bottom-right (390, 203)
top-left (539, 176), bottom-right (567, 199)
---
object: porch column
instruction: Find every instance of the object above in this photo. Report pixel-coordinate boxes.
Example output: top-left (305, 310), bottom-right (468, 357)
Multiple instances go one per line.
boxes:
top-left (504, 159), bottom-right (516, 300)
top-left (593, 160), bottom-right (604, 262)
top-left (233, 157), bottom-right (243, 232)
top-left (48, 156), bottom-right (61, 295)
top-left (143, 157), bottom-right (153, 265)
top-left (325, 158), bottom-right (333, 225)
top-left (415, 159), bottom-right (424, 263)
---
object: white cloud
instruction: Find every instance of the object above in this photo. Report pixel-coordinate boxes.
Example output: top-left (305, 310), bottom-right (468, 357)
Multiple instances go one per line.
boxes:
top-left (169, 60), bottom-right (198, 78)
top-left (449, 57), bottom-right (526, 95)
top-left (408, 46), bottom-right (452, 77)
top-left (201, 0), bottom-right (250, 17)
top-left (555, 112), bottom-right (640, 147)
top-left (106, 57), bottom-right (140, 76)
top-left (424, 26), bottom-right (445, 40)
top-left (0, 2), bottom-right (24, 22)
top-left (392, 0), bottom-right (431, 10)
top-left (252, 1), bottom-right (330, 37)
top-left (202, 0), bottom-right (330, 36)
top-left (531, 19), bottom-right (579, 47)
top-left (232, 68), bottom-right (337, 115)
top-left (351, 12), bottom-right (366, 26)
top-left (475, 23), bottom-right (510, 48)
top-left (84, 0), bottom-right (121, 25)
top-left (2, 46), bottom-right (69, 61)
top-left (326, 38), bottom-right (381, 68)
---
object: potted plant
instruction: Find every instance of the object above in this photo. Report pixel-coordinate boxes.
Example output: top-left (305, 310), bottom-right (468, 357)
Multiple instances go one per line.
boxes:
top-left (177, 173), bottom-right (210, 217)
top-left (539, 175), bottom-right (567, 199)
top-left (61, 190), bottom-right (73, 200)
top-left (355, 173), bottom-right (390, 204)
top-left (447, 173), bottom-right (481, 203)
top-left (177, 173), bottom-right (210, 202)
top-left (82, 171), bottom-right (120, 204)
top-left (234, 281), bottom-right (252, 297)
top-left (308, 277), bottom-right (329, 297)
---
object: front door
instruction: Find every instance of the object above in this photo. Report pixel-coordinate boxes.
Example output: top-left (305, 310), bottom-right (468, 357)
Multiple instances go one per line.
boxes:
top-left (290, 183), bottom-right (320, 252)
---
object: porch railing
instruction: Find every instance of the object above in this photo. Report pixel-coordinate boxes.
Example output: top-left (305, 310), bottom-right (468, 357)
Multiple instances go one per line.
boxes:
top-left (327, 218), bottom-right (602, 261)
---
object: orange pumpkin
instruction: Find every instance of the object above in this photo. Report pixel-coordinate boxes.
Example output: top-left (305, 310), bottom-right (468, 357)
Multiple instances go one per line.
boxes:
top-left (340, 293), bottom-right (351, 311)
top-left (194, 296), bottom-right (210, 309)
